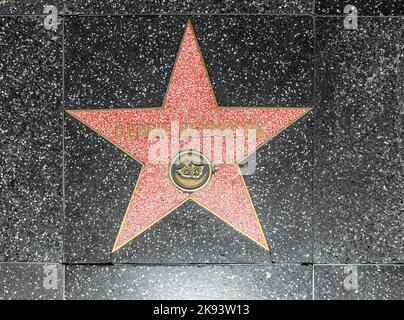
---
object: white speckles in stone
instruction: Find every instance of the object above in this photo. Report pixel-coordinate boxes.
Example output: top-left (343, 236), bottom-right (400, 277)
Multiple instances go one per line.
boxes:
top-left (0, 264), bottom-right (64, 300)
top-left (65, 116), bottom-right (140, 263)
top-left (314, 265), bottom-right (404, 300)
top-left (314, 17), bottom-right (404, 264)
top-left (0, 0), bottom-right (64, 15)
top-left (0, 16), bottom-right (63, 262)
top-left (65, 0), bottom-right (314, 15)
top-left (316, 0), bottom-right (404, 16)
top-left (65, 264), bottom-right (312, 300)
top-left (65, 16), bottom-right (185, 109)
top-left (193, 16), bottom-right (313, 107)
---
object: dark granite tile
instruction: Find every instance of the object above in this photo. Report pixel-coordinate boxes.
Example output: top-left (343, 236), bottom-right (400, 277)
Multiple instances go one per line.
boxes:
top-left (314, 265), bottom-right (404, 300)
top-left (0, 263), bottom-right (64, 300)
top-left (65, 16), bottom-right (313, 109)
top-left (0, 0), bottom-right (64, 15)
top-left (66, 264), bottom-right (312, 300)
top-left (193, 16), bottom-right (314, 106)
top-left (113, 112), bottom-right (311, 263)
top-left (65, 0), bottom-right (314, 15)
top-left (398, 29), bottom-right (404, 204)
top-left (315, 0), bottom-right (404, 16)
top-left (314, 17), bottom-right (404, 264)
top-left (64, 115), bottom-right (140, 263)
top-left (64, 16), bottom-right (313, 263)
top-left (243, 116), bottom-right (313, 263)
top-left (65, 16), bottom-right (186, 109)
top-left (0, 17), bottom-right (62, 261)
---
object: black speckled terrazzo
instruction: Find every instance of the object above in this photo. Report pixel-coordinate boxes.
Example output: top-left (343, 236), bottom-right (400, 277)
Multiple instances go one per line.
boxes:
top-left (65, 16), bottom-right (186, 109)
top-left (0, 1), bottom-right (403, 301)
top-left (0, 263), bottom-right (64, 300)
top-left (314, 265), bottom-right (403, 300)
top-left (65, 16), bottom-right (313, 109)
top-left (193, 16), bottom-right (314, 107)
top-left (315, 0), bottom-right (404, 16)
top-left (65, 0), bottom-right (314, 15)
top-left (314, 17), bottom-right (404, 264)
top-left (64, 115), bottom-right (140, 263)
top-left (0, 0), bottom-right (64, 15)
top-left (0, 16), bottom-right (63, 262)
top-left (66, 264), bottom-right (313, 300)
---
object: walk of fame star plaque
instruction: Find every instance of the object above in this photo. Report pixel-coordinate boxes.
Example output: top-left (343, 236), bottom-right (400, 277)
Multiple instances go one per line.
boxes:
top-left (66, 20), bottom-right (311, 252)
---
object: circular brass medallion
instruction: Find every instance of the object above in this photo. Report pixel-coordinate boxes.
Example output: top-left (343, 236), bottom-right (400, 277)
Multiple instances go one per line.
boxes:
top-left (169, 150), bottom-right (212, 192)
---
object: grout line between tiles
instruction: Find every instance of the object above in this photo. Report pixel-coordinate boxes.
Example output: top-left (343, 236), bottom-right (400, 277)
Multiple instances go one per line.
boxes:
top-left (312, 264), bottom-right (315, 300)
top-left (313, 263), bottom-right (404, 266)
top-left (1, 13), bottom-right (404, 18)
top-left (62, 262), bottom-right (312, 267)
top-left (312, 0), bottom-right (316, 16)
top-left (1, 262), bottom-right (402, 266)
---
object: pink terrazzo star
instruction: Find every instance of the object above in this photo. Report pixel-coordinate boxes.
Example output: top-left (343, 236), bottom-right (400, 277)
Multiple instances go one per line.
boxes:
top-left (67, 20), bottom-right (311, 252)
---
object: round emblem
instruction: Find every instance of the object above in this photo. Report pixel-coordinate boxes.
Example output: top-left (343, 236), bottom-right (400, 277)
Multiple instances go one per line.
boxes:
top-left (169, 150), bottom-right (212, 192)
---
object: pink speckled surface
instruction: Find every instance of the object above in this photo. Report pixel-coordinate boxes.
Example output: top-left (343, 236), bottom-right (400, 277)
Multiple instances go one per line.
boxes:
top-left (68, 21), bottom-right (310, 251)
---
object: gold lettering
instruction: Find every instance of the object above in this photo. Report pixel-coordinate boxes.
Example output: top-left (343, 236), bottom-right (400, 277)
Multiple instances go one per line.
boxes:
top-left (257, 121), bottom-right (265, 137)
top-left (161, 124), bottom-right (170, 139)
top-left (115, 124), bottom-right (126, 139)
top-left (138, 124), bottom-right (147, 139)
top-left (127, 124), bottom-right (136, 140)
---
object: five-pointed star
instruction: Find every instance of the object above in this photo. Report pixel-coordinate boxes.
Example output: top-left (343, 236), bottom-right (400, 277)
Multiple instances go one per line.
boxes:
top-left (67, 20), bottom-right (311, 252)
